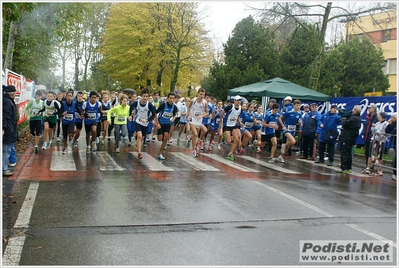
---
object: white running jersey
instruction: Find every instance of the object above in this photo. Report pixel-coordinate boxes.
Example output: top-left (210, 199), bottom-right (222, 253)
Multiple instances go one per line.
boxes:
top-left (226, 106), bottom-right (241, 127)
top-left (135, 101), bottom-right (150, 127)
top-left (190, 97), bottom-right (207, 125)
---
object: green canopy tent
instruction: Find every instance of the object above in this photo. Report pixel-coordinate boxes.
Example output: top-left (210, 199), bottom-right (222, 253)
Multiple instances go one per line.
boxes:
top-left (227, 77), bottom-right (330, 101)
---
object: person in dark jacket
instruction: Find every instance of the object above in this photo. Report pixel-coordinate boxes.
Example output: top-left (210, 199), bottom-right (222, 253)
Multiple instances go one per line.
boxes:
top-left (335, 105), bottom-right (362, 174)
top-left (316, 104), bottom-right (341, 166)
top-left (300, 103), bottom-right (322, 160)
top-left (2, 85), bottom-right (18, 176)
top-left (385, 113), bottom-right (397, 180)
top-left (363, 104), bottom-right (378, 167)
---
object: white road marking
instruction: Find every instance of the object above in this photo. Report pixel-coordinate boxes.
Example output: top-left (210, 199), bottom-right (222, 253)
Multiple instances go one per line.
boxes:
top-left (14, 181), bottom-right (40, 228)
top-left (50, 151), bottom-right (76, 171)
top-left (171, 152), bottom-right (220, 171)
top-left (346, 224), bottom-right (397, 248)
top-left (3, 181), bottom-right (40, 266)
top-left (253, 181), bottom-right (396, 248)
top-left (97, 152), bottom-right (126, 171)
top-left (241, 156), bottom-right (302, 174)
top-left (2, 235), bottom-right (26, 266)
top-left (130, 152), bottom-right (175, 171)
top-left (201, 154), bottom-right (260, 172)
top-left (296, 158), bottom-right (370, 177)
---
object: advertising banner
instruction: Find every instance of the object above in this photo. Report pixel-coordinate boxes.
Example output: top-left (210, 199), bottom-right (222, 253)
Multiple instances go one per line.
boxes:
top-left (5, 68), bottom-right (35, 125)
top-left (330, 96), bottom-right (396, 145)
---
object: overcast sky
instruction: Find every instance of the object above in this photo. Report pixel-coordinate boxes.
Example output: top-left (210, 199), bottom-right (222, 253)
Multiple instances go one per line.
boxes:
top-left (200, 1), bottom-right (262, 44)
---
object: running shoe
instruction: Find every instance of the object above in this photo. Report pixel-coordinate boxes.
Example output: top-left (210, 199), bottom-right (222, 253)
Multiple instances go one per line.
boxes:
top-left (122, 136), bottom-right (127, 143)
top-left (217, 144), bottom-right (221, 150)
top-left (392, 175), bottom-right (396, 180)
top-left (168, 139), bottom-right (173, 144)
top-left (256, 147), bottom-right (262, 153)
top-left (73, 142), bottom-right (78, 148)
top-left (116, 148), bottom-right (120, 153)
top-left (158, 154), bottom-right (165, 160)
top-left (34, 146), bottom-right (39, 154)
top-left (268, 158), bottom-right (276, 163)
top-left (42, 142), bottom-right (48, 150)
top-left (240, 147), bottom-right (246, 154)
top-left (86, 147), bottom-right (91, 153)
top-left (208, 146), bottom-right (212, 152)
top-left (177, 138), bottom-right (180, 145)
top-left (278, 155), bottom-right (285, 163)
top-left (192, 150), bottom-right (198, 157)
top-left (47, 140), bottom-right (52, 149)
top-left (107, 137), bottom-right (111, 141)
top-left (342, 169), bottom-right (352, 174)
top-left (57, 137), bottom-right (61, 142)
top-left (62, 149), bottom-right (66, 154)
top-left (235, 150), bottom-right (241, 157)
top-left (227, 153), bottom-right (235, 161)
top-left (91, 142), bottom-right (97, 151)
top-left (128, 142), bottom-right (131, 147)
top-left (9, 162), bottom-right (16, 167)
top-left (197, 139), bottom-right (203, 149)
top-left (377, 171), bottom-right (383, 176)
top-left (364, 168), bottom-right (371, 174)
top-left (96, 137), bottom-right (100, 144)
top-left (138, 152), bottom-right (143, 159)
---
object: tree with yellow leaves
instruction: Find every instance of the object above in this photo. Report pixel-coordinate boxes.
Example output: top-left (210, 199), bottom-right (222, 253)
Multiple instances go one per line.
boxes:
top-left (99, 2), bottom-right (212, 95)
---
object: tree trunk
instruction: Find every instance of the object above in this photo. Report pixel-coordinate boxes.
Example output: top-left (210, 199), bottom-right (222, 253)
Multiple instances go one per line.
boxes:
top-left (169, 49), bottom-right (181, 92)
top-left (4, 20), bottom-right (18, 70)
top-left (308, 2), bottom-right (332, 90)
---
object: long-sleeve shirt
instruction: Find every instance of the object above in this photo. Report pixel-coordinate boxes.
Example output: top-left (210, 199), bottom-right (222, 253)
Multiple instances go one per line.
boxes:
top-left (107, 104), bottom-right (130, 125)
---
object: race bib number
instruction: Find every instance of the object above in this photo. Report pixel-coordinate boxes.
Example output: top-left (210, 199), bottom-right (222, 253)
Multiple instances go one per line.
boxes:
top-left (229, 117), bottom-right (237, 122)
top-left (87, 113), bottom-right (96, 119)
top-left (162, 112), bottom-right (173, 119)
top-left (138, 117), bottom-right (147, 123)
top-left (287, 125), bottom-right (296, 131)
top-left (269, 122), bottom-right (276, 126)
top-left (46, 110), bottom-right (54, 116)
top-left (194, 111), bottom-right (202, 117)
top-left (117, 116), bottom-right (125, 122)
top-left (64, 114), bottom-right (73, 121)
top-left (31, 109), bottom-right (40, 115)
top-left (216, 118), bottom-right (220, 124)
top-left (244, 122), bottom-right (253, 128)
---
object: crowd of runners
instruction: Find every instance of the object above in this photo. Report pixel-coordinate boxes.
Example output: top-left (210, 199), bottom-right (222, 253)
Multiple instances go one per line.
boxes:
top-left (24, 87), bottom-right (297, 161)
top-left (23, 87), bottom-right (396, 178)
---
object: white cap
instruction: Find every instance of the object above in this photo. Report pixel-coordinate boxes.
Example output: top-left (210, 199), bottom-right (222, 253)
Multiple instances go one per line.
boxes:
top-left (234, 95), bottom-right (242, 100)
top-left (284, 96), bottom-right (292, 101)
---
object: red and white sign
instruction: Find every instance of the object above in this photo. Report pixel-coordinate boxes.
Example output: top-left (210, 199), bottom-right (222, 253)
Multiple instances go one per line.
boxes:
top-left (4, 68), bottom-right (34, 125)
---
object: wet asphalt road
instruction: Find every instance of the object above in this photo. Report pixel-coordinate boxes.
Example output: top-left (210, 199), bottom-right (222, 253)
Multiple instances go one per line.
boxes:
top-left (2, 136), bottom-right (397, 266)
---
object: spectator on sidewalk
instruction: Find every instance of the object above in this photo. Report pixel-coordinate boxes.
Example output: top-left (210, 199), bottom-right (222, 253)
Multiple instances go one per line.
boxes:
top-left (364, 111), bottom-right (389, 176)
top-left (363, 104), bottom-right (378, 167)
top-left (316, 104), bottom-right (341, 166)
top-left (3, 85), bottom-right (18, 176)
top-left (335, 105), bottom-right (362, 174)
top-left (385, 113), bottom-right (397, 180)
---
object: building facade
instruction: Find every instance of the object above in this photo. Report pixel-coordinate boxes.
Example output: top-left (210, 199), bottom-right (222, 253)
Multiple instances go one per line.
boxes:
top-left (345, 10), bottom-right (397, 95)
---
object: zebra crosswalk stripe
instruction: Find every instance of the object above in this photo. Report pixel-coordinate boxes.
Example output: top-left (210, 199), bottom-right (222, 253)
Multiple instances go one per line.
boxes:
top-left (241, 156), bottom-right (302, 174)
top-left (130, 152), bottom-right (175, 171)
top-left (171, 152), bottom-right (220, 171)
top-left (296, 159), bottom-right (370, 177)
top-left (201, 154), bottom-right (260, 172)
top-left (50, 151), bottom-right (77, 171)
top-left (97, 152), bottom-right (126, 171)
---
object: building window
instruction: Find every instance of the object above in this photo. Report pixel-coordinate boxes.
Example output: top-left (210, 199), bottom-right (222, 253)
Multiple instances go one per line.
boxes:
top-left (383, 59), bottom-right (397, 75)
top-left (382, 30), bottom-right (392, 42)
